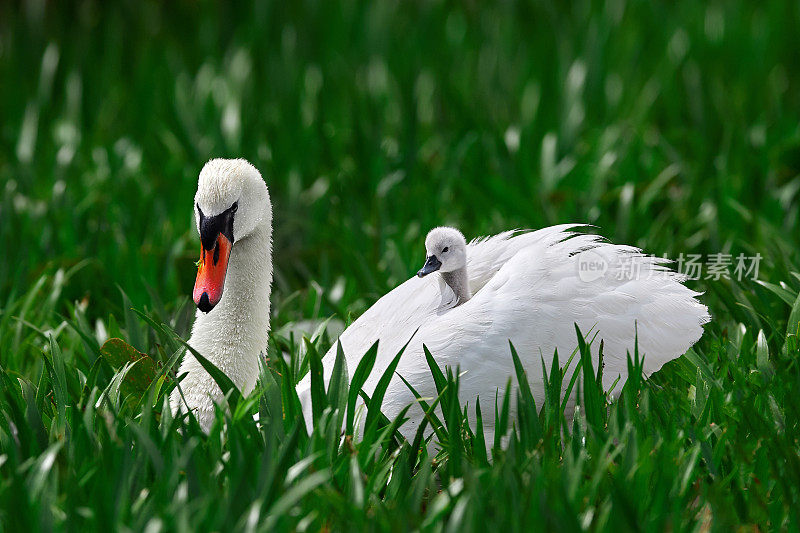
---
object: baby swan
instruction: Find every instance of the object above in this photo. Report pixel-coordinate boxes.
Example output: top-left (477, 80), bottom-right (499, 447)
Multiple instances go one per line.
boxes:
top-left (417, 227), bottom-right (471, 304)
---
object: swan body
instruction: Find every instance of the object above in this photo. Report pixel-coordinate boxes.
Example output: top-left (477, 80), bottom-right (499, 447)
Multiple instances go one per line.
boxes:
top-left (171, 159), bottom-right (273, 431)
top-left (298, 225), bottom-right (709, 440)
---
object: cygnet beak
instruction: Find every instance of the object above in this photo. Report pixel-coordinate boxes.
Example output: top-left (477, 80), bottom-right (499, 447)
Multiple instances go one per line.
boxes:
top-left (417, 255), bottom-right (442, 277)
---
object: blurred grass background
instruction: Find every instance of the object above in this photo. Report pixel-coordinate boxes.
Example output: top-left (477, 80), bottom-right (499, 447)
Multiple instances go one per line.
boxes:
top-left (2, 0), bottom-right (800, 529)
top-left (3, 0), bottom-right (799, 321)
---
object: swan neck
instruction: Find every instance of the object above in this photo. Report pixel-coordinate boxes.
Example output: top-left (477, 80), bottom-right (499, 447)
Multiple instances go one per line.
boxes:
top-left (187, 220), bottom-right (273, 391)
top-left (442, 266), bottom-right (471, 305)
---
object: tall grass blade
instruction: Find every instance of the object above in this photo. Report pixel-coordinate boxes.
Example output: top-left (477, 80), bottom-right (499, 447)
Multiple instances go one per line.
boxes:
top-left (346, 340), bottom-right (379, 436)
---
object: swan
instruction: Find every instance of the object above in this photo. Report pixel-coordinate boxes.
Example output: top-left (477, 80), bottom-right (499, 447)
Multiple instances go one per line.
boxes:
top-left (170, 158), bottom-right (273, 431)
top-left (298, 225), bottom-right (710, 441)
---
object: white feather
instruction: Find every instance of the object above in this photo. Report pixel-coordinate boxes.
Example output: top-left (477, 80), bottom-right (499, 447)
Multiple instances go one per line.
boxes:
top-left (171, 159), bottom-right (273, 431)
top-left (298, 225), bottom-right (710, 440)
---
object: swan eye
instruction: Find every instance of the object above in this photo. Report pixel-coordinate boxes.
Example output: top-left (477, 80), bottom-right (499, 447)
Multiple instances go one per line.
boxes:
top-left (442, 247), bottom-right (449, 253)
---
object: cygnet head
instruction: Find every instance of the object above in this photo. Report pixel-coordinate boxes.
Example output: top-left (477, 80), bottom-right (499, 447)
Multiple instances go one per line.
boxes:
top-left (417, 227), bottom-right (468, 277)
top-left (193, 158), bottom-right (271, 313)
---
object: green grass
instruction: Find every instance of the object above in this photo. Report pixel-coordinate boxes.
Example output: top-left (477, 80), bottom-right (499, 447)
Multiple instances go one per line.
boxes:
top-left (2, 0), bottom-right (800, 530)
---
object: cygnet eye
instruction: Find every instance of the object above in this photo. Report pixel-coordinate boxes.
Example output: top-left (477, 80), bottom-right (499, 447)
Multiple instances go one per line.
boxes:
top-left (442, 247), bottom-right (449, 253)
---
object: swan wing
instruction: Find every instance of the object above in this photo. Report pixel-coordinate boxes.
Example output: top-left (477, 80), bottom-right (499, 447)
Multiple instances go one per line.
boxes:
top-left (392, 227), bottom-right (710, 404)
top-left (465, 223), bottom-right (588, 293)
top-left (296, 270), bottom-right (454, 419)
top-left (300, 225), bottom-right (709, 438)
top-left (381, 227), bottom-right (709, 437)
top-left (313, 224), bottom-right (587, 382)
top-left (331, 274), bottom-right (454, 373)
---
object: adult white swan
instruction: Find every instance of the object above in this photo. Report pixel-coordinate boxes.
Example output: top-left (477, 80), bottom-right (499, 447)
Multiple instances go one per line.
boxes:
top-left (170, 159), bottom-right (273, 431)
top-left (298, 225), bottom-right (709, 440)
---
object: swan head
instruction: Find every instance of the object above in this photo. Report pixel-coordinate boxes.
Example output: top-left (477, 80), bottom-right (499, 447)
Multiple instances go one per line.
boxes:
top-left (192, 158), bottom-right (271, 313)
top-left (417, 227), bottom-right (467, 277)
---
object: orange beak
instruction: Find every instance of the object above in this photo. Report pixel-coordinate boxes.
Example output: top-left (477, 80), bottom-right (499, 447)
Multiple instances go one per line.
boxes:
top-left (193, 233), bottom-right (233, 313)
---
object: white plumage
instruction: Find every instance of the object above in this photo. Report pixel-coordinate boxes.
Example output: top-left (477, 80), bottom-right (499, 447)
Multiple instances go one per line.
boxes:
top-left (171, 159), bottom-right (273, 431)
top-left (171, 161), bottom-right (708, 438)
top-left (297, 225), bottom-right (710, 440)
